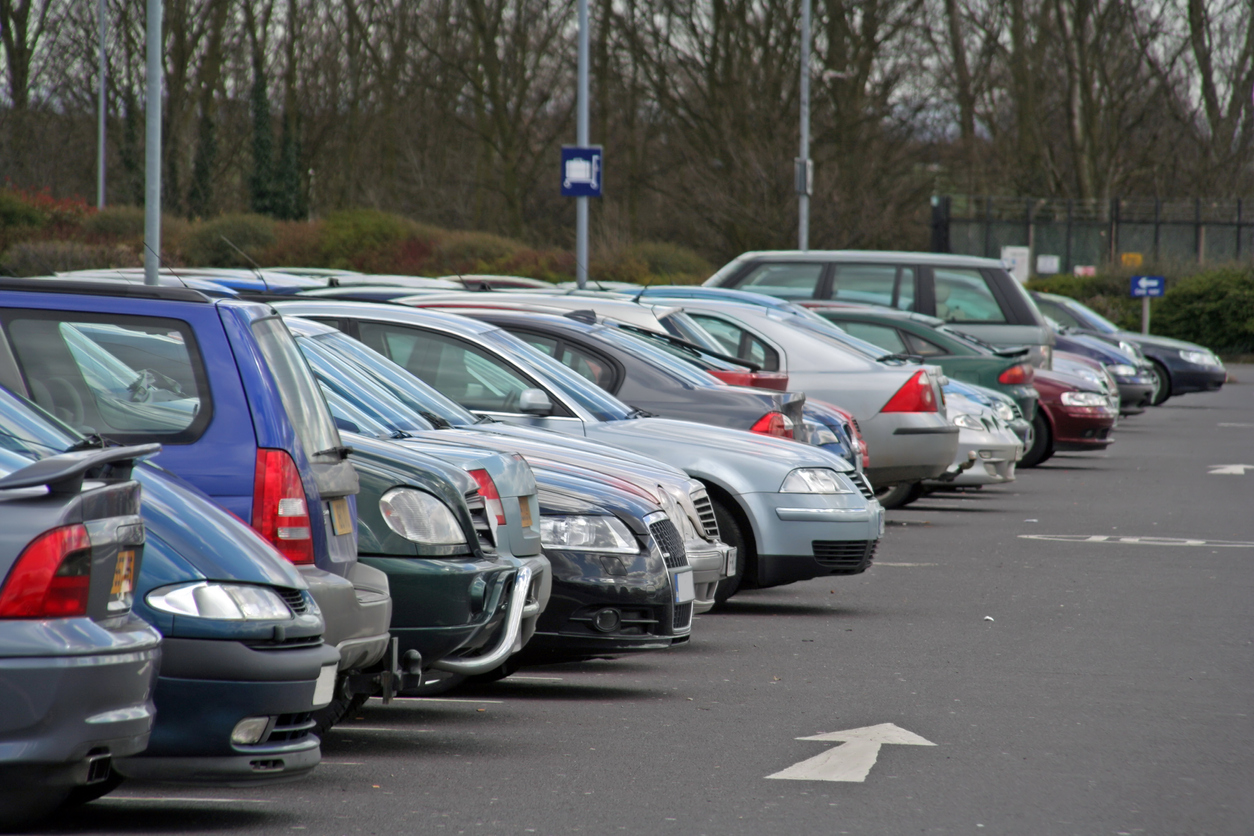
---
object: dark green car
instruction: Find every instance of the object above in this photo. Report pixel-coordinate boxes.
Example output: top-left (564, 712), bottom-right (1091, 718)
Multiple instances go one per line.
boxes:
top-left (801, 303), bottom-right (1039, 420)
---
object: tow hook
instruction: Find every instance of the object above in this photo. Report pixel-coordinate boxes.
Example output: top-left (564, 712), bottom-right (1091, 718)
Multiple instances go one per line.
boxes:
top-left (937, 451), bottom-right (978, 483)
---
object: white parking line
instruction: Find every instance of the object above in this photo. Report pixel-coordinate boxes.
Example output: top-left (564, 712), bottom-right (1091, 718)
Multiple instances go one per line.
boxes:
top-left (333, 727), bottom-right (433, 732)
top-left (507, 675), bottom-right (564, 681)
top-left (105, 797), bottom-right (270, 803)
top-left (1019, 534), bottom-right (1254, 548)
top-left (387, 697), bottom-right (504, 704)
top-left (876, 562), bottom-right (938, 566)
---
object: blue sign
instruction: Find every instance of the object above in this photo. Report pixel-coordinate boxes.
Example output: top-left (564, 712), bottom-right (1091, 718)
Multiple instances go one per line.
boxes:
top-left (561, 146), bottom-right (602, 198)
top-left (1130, 275), bottom-right (1165, 297)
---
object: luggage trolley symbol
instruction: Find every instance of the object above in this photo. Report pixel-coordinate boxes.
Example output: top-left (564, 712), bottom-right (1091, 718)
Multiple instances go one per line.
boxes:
top-left (564, 156), bottom-right (600, 191)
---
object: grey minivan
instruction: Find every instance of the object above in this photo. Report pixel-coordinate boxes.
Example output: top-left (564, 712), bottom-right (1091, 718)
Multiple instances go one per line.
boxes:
top-left (705, 251), bottom-right (1055, 368)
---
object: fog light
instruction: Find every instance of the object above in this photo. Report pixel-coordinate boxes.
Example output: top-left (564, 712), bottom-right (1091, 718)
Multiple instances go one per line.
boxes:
top-left (978, 450), bottom-right (994, 459)
top-left (231, 716), bottom-right (272, 745)
top-left (592, 608), bottom-right (621, 633)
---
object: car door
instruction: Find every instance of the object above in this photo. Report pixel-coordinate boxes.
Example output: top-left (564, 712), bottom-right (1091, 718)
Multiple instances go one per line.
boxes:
top-left (350, 320), bottom-right (590, 434)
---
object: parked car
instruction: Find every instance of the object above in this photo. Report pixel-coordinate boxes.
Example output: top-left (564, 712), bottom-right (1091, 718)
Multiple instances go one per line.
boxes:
top-left (636, 297), bottom-right (959, 498)
top-left (272, 301), bottom-right (883, 603)
top-left (0, 279), bottom-right (392, 732)
top-left (57, 267), bottom-right (323, 296)
top-left (704, 251), bottom-right (1056, 367)
top-left (1049, 328), bottom-right (1157, 413)
top-left (799, 303), bottom-right (1039, 420)
top-left (281, 315), bottom-right (731, 612)
top-left (1053, 351), bottom-right (1122, 415)
top-left (1030, 291), bottom-right (1226, 405)
top-left (925, 387), bottom-right (1023, 489)
top-left (1021, 369), bottom-right (1118, 467)
top-left (434, 275), bottom-right (554, 290)
top-left (0, 439), bottom-right (161, 827)
top-left (943, 378), bottom-right (1033, 448)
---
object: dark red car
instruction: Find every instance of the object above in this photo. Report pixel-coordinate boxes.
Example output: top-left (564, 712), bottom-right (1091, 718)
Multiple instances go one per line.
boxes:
top-left (1021, 368), bottom-right (1117, 467)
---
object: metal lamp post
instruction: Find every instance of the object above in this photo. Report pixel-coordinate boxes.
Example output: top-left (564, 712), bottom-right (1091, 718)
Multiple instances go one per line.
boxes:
top-left (143, 0), bottom-right (162, 285)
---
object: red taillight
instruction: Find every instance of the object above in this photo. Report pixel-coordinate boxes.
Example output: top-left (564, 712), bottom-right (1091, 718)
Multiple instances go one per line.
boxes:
top-left (252, 448), bottom-right (315, 565)
top-left (750, 411), bottom-right (795, 439)
top-left (469, 468), bottom-right (507, 525)
top-left (708, 370), bottom-right (754, 387)
top-left (0, 524), bottom-right (92, 618)
top-left (998, 364), bottom-right (1034, 385)
top-left (880, 371), bottom-right (939, 413)
top-left (707, 370), bottom-right (790, 391)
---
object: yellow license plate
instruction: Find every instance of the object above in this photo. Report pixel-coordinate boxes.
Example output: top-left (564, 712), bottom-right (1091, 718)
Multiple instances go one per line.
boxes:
top-left (108, 549), bottom-right (136, 612)
top-left (329, 497), bottom-right (353, 536)
top-left (518, 497), bottom-right (533, 529)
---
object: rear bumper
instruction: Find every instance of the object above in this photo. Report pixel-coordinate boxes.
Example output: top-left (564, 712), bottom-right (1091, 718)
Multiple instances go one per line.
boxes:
top-left (861, 413), bottom-right (959, 486)
top-left (300, 563), bottom-right (391, 672)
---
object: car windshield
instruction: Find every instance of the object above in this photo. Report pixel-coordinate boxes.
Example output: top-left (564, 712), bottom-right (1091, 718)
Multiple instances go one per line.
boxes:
top-left (612, 325), bottom-right (746, 371)
top-left (591, 325), bottom-right (724, 387)
top-left (479, 328), bottom-right (636, 421)
top-left (0, 386), bottom-right (80, 462)
top-left (1061, 297), bottom-right (1120, 333)
top-left (658, 310), bottom-right (727, 352)
top-left (309, 329), bottom-right (479, 427)
top-left (296, 336), bottom-right (435, 434)
top-left (250, 317), bottom-right (345, 460)
top-left (784, 313), bottom-right (893, 359)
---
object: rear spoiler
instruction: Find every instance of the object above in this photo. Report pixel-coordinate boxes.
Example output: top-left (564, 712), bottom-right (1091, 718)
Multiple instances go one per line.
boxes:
top-left (0, 443), bottom-right (161, 495)
top-left (993, 346), bottom-right (1031, 359)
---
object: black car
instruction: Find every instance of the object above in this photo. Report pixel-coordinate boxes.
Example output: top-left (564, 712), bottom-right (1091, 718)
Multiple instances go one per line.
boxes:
top-left (461, 310), bottom-right (807, 441)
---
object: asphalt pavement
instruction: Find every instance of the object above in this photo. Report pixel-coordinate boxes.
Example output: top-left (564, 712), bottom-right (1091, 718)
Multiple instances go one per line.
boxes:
top-left (39, 367), bottom-right (1253, 836)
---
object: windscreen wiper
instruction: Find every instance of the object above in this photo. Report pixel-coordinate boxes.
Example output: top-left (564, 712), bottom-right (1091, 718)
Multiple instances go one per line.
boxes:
top-left (313, 445), bottom-right (353, 460)
top-left (878, 353), bottom-right (924, 364)
top-left (615, 324), bottom-right (760, 371)
top-left (415, 409), bottom-right (453, 430)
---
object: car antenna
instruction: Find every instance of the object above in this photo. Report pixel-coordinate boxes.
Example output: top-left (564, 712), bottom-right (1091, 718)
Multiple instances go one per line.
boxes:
top-left (220, 235), bottom-right (271, 292)
top-left (631, 272), bottom-right (657, 305)
top-left (141, 241), bottom-right (191, 289)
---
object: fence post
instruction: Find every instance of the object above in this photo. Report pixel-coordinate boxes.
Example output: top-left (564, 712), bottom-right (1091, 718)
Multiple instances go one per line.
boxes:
top-left (1238, 199), bottom-right (1244, 260)
top-left (983, 196), bottom-right (993, 258)
top-left (1195, 198), bottom-right (1204, 264)
top-left (1109, 198), bottom-right (1120, 265)
top-left (1025, 197), bottom-right (1034, 269)
top-left (1064, 199), bottom-right (1073, 274)
top-left (930, 196), bottom-right (951, 253)
top-left (1153, 198), bottom-right (1161, 261)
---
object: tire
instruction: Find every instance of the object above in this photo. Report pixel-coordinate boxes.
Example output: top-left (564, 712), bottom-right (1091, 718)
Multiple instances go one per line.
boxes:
top-left (711, 498), bottom-right (747, 606)
top-left (1018, 411), bottom-right (1054, 468)
top-left (311, 685), bottom-right (370, 735)
top-left (873, 481), bottom-right (919, 509)
top-left (61, 770), bottom-right (125, 808)
top-left (1148, 359), bottom-right (1171, 405)
top-left (0, 788), bottom-right (67, 832)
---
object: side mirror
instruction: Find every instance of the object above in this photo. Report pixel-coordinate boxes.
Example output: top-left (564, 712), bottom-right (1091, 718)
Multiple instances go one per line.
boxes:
top-left (518, 388), bottom-right (553, 415)
top-left (334, 416), bottom-right (360, 433)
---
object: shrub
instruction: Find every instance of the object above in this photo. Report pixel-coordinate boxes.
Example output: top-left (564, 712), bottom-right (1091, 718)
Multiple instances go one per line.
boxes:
top-left (0, 188), bottom-right (48, 228)
top-left (320, 209), bottom-right (421, 268)
top-left (492, 248), bottom-right (574, 283)
top-left (589, 251), bottom-right (650, 285)
top-left (624, 242), bottom-right (711, 281)
top-left (0, 240), bottom-right (141, 277)
top-left (433, 230), bottom-right (524, 274)
top-left (1152, 266), bottom-right (1254, 354)
top-left (182, 214), bottom-right (277, 267)
top-left (256, 219), bottom-right (328, 267)
top-left (80, 206), bottom-right (146, 239)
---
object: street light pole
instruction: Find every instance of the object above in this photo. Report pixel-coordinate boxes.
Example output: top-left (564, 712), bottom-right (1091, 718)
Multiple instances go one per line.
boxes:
top-left (143, 0), bottom-right (162, 285)
top-left (796, 0), bottom-right (812, 251)
top-left (575, 0), bottom-right (590, 289)
top-left (97, 0), bottom-right (107, 209)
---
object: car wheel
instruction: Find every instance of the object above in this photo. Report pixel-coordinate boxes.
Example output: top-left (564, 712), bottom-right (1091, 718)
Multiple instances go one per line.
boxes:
top-left (1148, 360), bottom-right (1171, 405)
top-left (0, 788), bottom-right (68, 830)
top-left (711, 498), bottom-right (747, 606)
top-left (873, 482), bottom-right (919, 509)
top-left (61, 769), bottom-right (125, 807)
top-left (1018, 412), bottom-right (1054, 468)
top-left (311, 687), bottom-right (371, 735)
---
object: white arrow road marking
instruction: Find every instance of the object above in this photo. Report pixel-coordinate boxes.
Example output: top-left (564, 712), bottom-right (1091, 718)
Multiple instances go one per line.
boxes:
top-left (1019, 534), bottom-right (1254, 548)
top-left (766, 723), bottom-right (935, 783)
top-left (1209, 464), bottom-right (1254, 475)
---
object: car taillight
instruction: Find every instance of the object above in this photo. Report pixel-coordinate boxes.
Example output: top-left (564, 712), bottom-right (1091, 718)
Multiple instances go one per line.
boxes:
top-left (469, 468), bottom-right (506, 525)
top-left (998, 364), bottom-right (1034, 385)
top-left (252, 448), bottom-right (315, 565)
top-left (750, 372), bottom-right (790, 391)
top-left (0, 524), bottom-right (92, 618)
top-left (880, 370), bottom-right (939, 413)
top-left (750, 411), bottom-right (795, 439)
top-left (708, 370), bottom-right (754, 387)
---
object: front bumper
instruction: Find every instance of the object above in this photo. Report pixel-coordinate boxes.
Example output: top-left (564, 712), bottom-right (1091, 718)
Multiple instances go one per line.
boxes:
top-left (1168, 364), bottom-right (1227, 395)
top-left (863, 413), bottom-right (959, 486)
top-left (1115, 377), bottom-right (1156, 411)
top-left (300, 563), bottom-right (391, 672)
top-left (114, 637), bottom-right (339, 785)
top-left (687, 540), bottom-right (732, 614)
top-left (1047, 403), bottom-right (1117, 450)
top-left (738, 489), bottom-right (883, 588)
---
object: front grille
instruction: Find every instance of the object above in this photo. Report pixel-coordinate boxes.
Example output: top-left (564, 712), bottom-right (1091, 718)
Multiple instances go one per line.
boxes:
top-left (243, 635), bottom-right (324, 650)
top-left (567, 605), bottom-right (660, 637)
top-left (812, 539), bottom-right (877, 574)
top-left (850, 472), bottom-right (876, 501)
top-left (263, 713), bottom-right (315, 744)
top-left (649, 519), bottom-right (688, 568)
top-left (465, 491), bottom-right (495, 549)
top-left (278, 588), bottom-right (307, 615)
top-left (672, 602), bottom-right (693, 631)
top-left (690, 490), bottom-right (720, 539)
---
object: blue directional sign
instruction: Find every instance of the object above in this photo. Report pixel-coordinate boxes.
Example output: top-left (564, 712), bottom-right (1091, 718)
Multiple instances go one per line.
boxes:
top-left (1130, 275), bottom-right (1165, 297)
top-left (561, 146), bottom-right (602, 198)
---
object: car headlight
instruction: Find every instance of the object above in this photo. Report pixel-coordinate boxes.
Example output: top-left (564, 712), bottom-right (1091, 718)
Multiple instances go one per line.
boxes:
top-left (993, 402), bottom-right (1016, 422)
top-left (1180, 349), bottom-right (1220, 366)
top-left (805, 419), bottom-right (840, 447)
top-left (147, 582), bottom-right (292, 620)
top-left (657, 486), bottom-right (699, 540)
top-left (380, 488), bottom-right (466, 545)
top-left (540, 515), bottom-right (639, 554)
top-left (952, 413), bottom-right (984, 431)
top-left (1108, 364), bottom-right (1138, 376)
top-left (1060, 391), bottom-right (1107, 407)
top-left (1118, 340), bottom-right (1142, 360)
top-left (780, 468), bottom-right (853, 494)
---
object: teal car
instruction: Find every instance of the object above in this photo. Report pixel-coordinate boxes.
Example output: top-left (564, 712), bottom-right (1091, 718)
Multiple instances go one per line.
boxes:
top-left (801, 303), bottom-right (1038, 420)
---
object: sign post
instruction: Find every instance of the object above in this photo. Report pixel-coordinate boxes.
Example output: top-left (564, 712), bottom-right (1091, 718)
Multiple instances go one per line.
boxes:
top-left (143, 0), bottom-right (162, 285)
top-left (572, 0), bottom-right (592, 289)
top-left (1130, 275), bottom-right (1164, 335)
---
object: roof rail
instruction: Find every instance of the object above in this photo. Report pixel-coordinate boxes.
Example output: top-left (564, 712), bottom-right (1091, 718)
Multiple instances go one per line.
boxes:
top-left (0, 277), bottom-right (211, 303)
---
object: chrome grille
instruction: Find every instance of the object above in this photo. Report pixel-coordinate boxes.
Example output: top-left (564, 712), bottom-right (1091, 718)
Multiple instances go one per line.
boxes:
top-left (690, 490), bottom-right (720, 539)
top-left (850, 473), bottom-right (876, 501)
top-left (672, 602), bottom-right (693, 631)
top-left (261, 713), bottom-right (315, 745)
top-left (649, 519), bottom-right (688, 568)
top-left (812, 539), bottom-right (877, 573)
top-left (465, 491), bottom-right (495, 549)
top-left (278, 588), bottom-right (307, 615)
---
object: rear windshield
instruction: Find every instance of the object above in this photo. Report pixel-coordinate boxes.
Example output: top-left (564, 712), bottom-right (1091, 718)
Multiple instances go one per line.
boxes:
top-left (250, 317), bottom-right (343, 461)
top-left (592, 326), bottom-right (723, 387)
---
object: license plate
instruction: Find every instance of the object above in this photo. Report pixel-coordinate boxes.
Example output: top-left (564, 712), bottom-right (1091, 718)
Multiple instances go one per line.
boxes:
top-left (518, 496), bottom-right (533, 529)
top-left (329, 497), bottom-right (353, 536)
top-left (107, 549), bottom-right (136, 612)
top-left (673, 569), bottom-right (695, 604)
top-left (312, 664), bottom-right (338, 708)
top-left (724, 547), bottom-right (737, 578)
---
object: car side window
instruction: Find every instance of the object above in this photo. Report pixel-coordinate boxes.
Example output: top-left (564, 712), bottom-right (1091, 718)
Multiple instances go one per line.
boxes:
top-left (1036, 299), bottom-right (1081, 328)
top-left (0, 312), bottom-right (211, 442)
top-left (520, 334), bottom-right (560, 357)
top-left (558, 344), bottom-right (616, 389)
top-left (902, 332), bottom-right (947, 356)
top-left (357, 322), bottom-right (537, 413)
top-left (830, 264), bottom-right (897, 308)
top-left (932, 268), bottom-right (1007, 323)
top-left (840, 321), bottom-right (908, 354)
top-left (734, 263), bottom-right (824, 299)
top-left (687, 314), bottom-right (780, 371)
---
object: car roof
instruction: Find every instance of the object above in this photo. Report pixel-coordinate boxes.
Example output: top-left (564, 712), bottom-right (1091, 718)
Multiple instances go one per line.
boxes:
top-left (804, 303), bottom-right (945, 327)
top-left (727, 250), bottom-right (1007, 268)
top-left (0, 276), bottom-right (212, 303)
top-left (271, 299), bottom-right (501, 336)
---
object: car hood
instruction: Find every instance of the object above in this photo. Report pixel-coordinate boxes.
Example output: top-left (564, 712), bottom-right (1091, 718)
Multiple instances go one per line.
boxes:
top-left (1117, 331), bottom-right (1211, 352)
